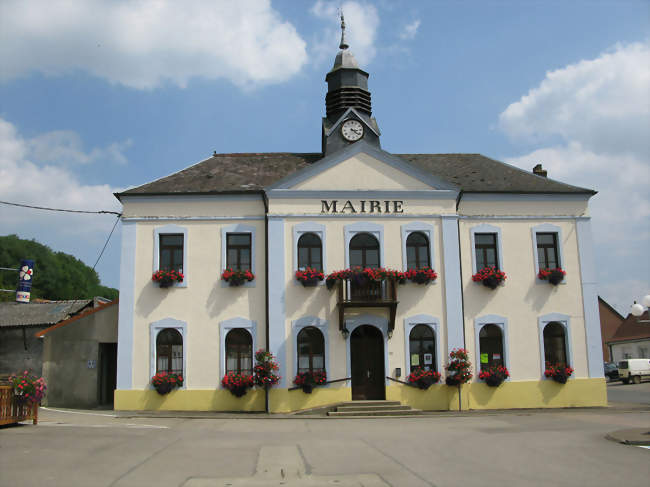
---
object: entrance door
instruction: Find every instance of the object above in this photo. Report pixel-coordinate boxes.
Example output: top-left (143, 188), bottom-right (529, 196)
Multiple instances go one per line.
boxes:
top-left (350, 325), bottom-right (385, 400)
top-left (98, 343), bottom-right (117, 406)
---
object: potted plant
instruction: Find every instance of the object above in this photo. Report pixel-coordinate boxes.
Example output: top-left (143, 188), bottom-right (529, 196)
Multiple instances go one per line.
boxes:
top-left (253, 349), bottom-right (281, 388)
top-left (295, 268), bottom-right (325, 287)
top-left (407, 368), bottom-right (441, 390)
top-left (151, 371), bottom-right (183, 395)
top-left (221, 268), bottom-right (255, 287)
top-left (478, 365), bottom-right (510, 387)
top-left (544, 363), bottom-right (574, 384)
top-left (325, 267), bottom-right (406, 290)
top-left (538, 268), bottom-right (566, 285)
top-left (445, 348), bottom-right (473, 386)
top-left (152, 269), bottom-right (184, 288)
top-left (293, 370), bottom-right (327, 393)
top-left (405, 267), bottom-right (438, 285)
top-left (221, 372), bottom-right (255, 397)
top-left (472, 266), bottom-right (507, 289)
top-left (9, 370), bottom-right (46, 405)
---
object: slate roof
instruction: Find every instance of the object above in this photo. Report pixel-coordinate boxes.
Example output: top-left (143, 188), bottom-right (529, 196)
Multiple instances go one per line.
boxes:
top-left (116, 151), bottom-right (594, 198)
top-left (0, 300), bottom-right (93, 328)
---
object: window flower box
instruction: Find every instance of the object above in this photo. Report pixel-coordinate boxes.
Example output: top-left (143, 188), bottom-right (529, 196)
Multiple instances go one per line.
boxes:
top-left (151, 372), bottom-right (183, 395)
top-left (407, 368), bottom-right (441, 390)
top-left (544, 363), bottom-right (574, 384)
top-left (478, 365), bottom-right (510, 387)
top-left (445, 348), bottom-right (473, 386)
top-left (538, 268), bottom-right (566, 285)
top-left (295, 268), bottom-right (325, 287)
top-left (472, 266), bottom-right (506, 289)
top-left (293, 370), bottom-right (327, 393)
top-left (221, 372), bottom-right (255, 397)
top-left (152, 269), bottom-right (184, 288)
top-left (221, 268), bottom-right (255, 287)
top-left (325, 267), bottom-right (406, 290)
top-left (405, 267), bottom-right (438, 285)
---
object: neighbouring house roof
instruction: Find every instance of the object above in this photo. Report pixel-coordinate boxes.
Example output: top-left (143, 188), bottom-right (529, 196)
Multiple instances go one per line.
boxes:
top-left (606, 311), bottom-right (650, 344)
top-left (0, 300), bottom-right (93, 328)
top-left (34, 300), bottom-right (118, 338)
top-left (115, 151), bottom-right (595, 199)
top-left (598, 296), bottom-right (625, 321)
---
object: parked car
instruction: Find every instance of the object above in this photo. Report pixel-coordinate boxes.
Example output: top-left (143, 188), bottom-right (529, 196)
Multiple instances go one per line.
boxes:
top-left (618, 359), bottom-right (650, 384)
top-left (604, 362), bottom-right (619, 381)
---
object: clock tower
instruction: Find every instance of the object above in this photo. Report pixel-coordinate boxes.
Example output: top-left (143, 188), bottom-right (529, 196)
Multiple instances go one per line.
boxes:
top-left (322, 14), bottom-right (381, 155)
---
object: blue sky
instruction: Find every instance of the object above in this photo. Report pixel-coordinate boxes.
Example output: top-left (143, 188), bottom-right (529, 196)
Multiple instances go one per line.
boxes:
top-left (0, 0), bottom-right (648, 313)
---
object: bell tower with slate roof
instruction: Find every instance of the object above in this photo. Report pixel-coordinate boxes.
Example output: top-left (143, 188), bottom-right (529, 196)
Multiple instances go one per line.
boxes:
top-left (322, 13), bottom-right (381, 155)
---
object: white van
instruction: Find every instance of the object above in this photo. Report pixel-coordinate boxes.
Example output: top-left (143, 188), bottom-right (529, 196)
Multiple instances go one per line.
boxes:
top-left (618, 359), bottom-right (650, 384)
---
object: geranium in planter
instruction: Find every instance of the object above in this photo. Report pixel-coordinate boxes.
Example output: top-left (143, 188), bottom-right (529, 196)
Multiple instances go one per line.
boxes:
top-left (407, 368), bottom-right (441, 390)
top-left (544, 363), bottom-right (574, 384)
top-left (472, 266), bottom-right (507, 289)
top-left (221, 268), bottom-right (255, 287)
top-left (405, 267), bottom-right (438, 285)
top-left (325, 267), bottom-right (406, 290)
top-left (152, 269), bottom-right (184, 288)
top-left (295, 268), bottom-right (325, 287)
top-left (478, 365), bottom-right (510, 387)
top-left (9, 370), bottom-right (46, 405)
top-left (253, 349), bottom-right (281, 388)
top-left (538, 268), bottom-right (566, 285)
top-left (445, 348), bottom-right (473, 386)
top-left (293, 370), bottom-right (327, 393)
top-left (221, 372), bottom-right (255, 397)
top-left (151, 371), bottom-right (183, 395)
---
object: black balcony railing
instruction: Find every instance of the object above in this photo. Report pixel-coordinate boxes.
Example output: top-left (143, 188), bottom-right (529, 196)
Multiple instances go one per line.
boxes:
top-left (336, 278), bottom-right (399, 336)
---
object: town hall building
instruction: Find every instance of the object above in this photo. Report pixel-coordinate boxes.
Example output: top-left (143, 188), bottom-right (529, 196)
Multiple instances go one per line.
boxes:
top-left (114, 19), bottom-right (606, 413)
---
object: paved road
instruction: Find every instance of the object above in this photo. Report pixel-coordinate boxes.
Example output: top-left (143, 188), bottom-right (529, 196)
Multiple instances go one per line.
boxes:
top-left (1, 406), bottom-right (649, 487)
top-left (607, 381), bottom-right (650, 405)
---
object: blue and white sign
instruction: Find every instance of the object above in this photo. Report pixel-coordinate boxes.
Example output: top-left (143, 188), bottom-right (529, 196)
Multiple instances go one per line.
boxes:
top-left (16, 259), bottom-right (34, 303)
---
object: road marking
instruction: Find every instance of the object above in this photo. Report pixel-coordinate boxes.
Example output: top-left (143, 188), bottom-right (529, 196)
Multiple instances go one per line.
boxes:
top-left (40, 407), bottom-right (116, 417)
top-left (39, 422), bottom-right (169, 429)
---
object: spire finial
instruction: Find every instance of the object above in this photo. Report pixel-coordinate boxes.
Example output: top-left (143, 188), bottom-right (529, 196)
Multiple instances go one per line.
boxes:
top-left (339, 11), bottom-right (349, 50)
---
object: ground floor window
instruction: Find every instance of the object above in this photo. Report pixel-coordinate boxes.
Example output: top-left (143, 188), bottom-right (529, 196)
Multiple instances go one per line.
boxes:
top-left (543, 322), bottom-right (568, 366)
top-left (297, 326), bottom-right (325, 373)
top-left (156, 328), bottom-right (183, 375)
top-left (479, 324), bottom-right (504, 371)
top-left (226, 328), bottom-right (253, 375)
top-left (409, 324), bottom-right (436, 372)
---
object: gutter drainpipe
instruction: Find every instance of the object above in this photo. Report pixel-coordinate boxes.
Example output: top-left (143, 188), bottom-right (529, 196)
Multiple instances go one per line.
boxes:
top-left (262, 191), bottom-right (270, 414)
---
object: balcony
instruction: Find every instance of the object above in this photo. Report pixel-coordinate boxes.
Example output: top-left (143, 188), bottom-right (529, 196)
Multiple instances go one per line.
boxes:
top-left (335, 278), bottom-right (399, 336)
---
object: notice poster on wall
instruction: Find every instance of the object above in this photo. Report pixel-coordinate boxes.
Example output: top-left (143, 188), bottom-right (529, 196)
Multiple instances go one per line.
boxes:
top-left (493, 353), bottom-right (501, 360)
top-left (480, 353), bottom-right (489, 364)
top-left (424, 353), bottom-right (433, 365)
top-left (411, 354), bottom-right (420, 366)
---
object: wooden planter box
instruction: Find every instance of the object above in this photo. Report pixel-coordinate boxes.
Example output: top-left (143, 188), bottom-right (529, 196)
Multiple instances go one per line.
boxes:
top-left (0, 385), bottom-right (38, 426)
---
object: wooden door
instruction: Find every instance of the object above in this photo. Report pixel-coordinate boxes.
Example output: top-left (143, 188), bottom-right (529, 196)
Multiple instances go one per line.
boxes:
top-left (351, 325), bottom-right (385, 400)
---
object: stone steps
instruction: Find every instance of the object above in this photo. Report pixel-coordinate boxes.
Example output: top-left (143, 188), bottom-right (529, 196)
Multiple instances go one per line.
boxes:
top-left (327, 400), bottom-right (421, 417)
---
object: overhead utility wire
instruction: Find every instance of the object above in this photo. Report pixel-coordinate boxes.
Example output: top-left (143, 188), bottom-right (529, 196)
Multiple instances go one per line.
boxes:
top-left (92, 216), bottom-right (120, 272)
top-left (0, 200), bottom-right (121, 216)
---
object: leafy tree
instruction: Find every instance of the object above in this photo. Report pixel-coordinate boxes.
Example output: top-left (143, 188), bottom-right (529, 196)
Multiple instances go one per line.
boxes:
top-left (0, 235), bottom-right (118, 302)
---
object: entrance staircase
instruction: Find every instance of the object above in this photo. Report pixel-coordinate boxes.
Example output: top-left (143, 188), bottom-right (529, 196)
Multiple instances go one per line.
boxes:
top-left (327, 400), bottom-right (421, 417)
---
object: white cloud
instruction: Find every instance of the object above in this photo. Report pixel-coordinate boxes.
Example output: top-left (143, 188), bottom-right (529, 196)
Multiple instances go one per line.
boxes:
top-left (311, 1), bottom-right (380, 68)
top-left (399, 20), bottom-right (421, 40)
top-left (499, 41), bottom-right (650, 310)
top-left (27, 131), bottom-right (132, 166)
top-left (0, 117), bottom-right (123, 287)
top-left (0, 0), bottom-right (308, 90)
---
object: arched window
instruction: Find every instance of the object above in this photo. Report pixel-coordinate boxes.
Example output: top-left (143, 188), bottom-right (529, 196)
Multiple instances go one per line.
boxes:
top-left (349, 233), bottom-right (380, 268)
top-left (543, 322), bottom-right (568, 366)
top-left (297, 327), bottom-right (325, 373)
top-left (479, 324), bottom-right (504, 371)
top-left (297, 233), bottom-right (323, 271)
top-left (225, 328), bottom-right (253, 375)
top-left (409, 324), bottom-right (436, 372)
top-left (406, 232), bottom-right (430, 269)
top-left (156, 328), bottom-right (183, 375)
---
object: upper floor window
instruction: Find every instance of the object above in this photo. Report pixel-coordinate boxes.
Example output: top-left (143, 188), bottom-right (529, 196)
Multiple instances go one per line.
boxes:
top-left (349, 233), bottom-right (380, 268)
top-left (225, 328), bottom-right (253, 375)
top-left (160, 234), bottom-right (183, 273)
top-left (406, 232), bottom-right (430, 269)
top-left (479, 324), bottom-right (504, 372)
top-left (156, 328), bottom-right (183, 375)
top-left (297, 233), bottom-right (322, 271)
top-left (409, 324), bottom-right (436, 372)
top-left (474, 233), bottom-right (499, 270)
top-left (536, 233), bottom-right (560, 269)
top-left (227, 233), bottom-right (251, 271)
top-left (297, 326), bottom-right (325, 373)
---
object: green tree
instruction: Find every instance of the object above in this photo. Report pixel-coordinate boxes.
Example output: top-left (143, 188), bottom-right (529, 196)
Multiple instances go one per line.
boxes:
top-left (0, 235), bottom-right (118, 302)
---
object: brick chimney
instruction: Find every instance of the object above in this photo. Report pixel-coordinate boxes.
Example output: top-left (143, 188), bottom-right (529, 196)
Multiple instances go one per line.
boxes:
top-left (533, 164), bottom-right (547, 177)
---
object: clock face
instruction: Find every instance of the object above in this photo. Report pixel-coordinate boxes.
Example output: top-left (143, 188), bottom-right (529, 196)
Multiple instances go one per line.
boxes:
top-left (341, 119), bottom-right (364, 142)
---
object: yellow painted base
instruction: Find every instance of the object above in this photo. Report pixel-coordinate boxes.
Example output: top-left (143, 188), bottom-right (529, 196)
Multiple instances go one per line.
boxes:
top-left (114, 378), bottom-right (607, 412)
